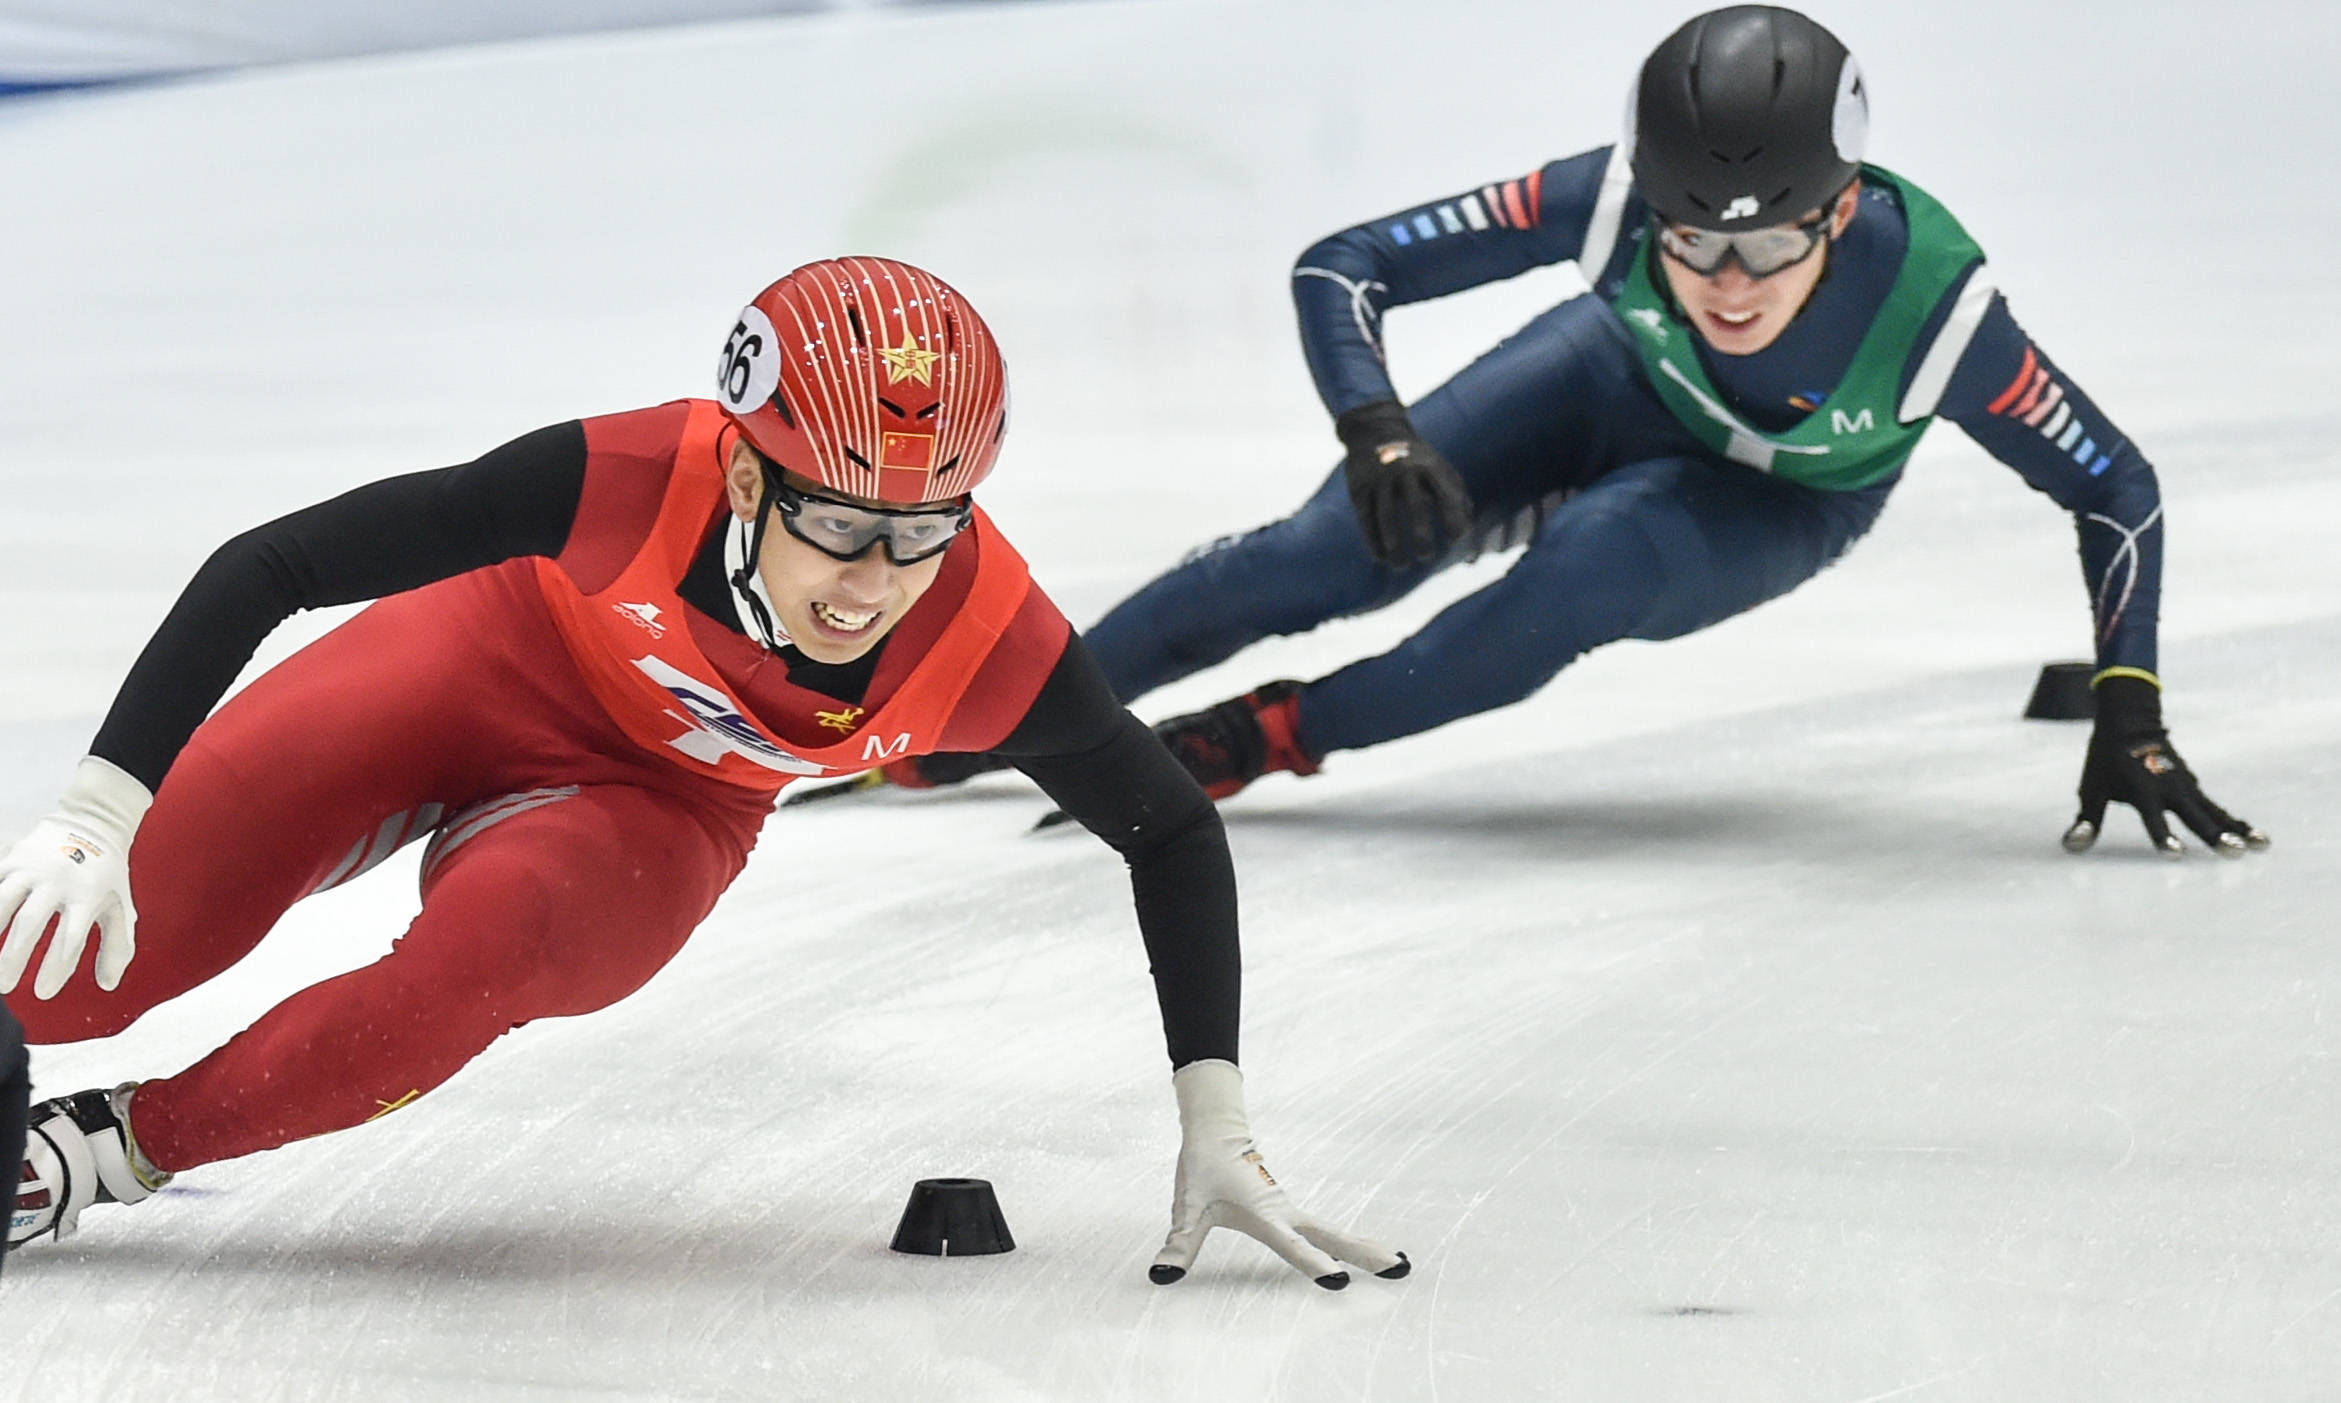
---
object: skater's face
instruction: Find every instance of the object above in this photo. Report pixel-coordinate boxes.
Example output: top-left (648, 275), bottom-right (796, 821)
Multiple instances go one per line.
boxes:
top-left (1658, 179), bottom-right (1861, 357)
top-left (724, 440), bottom-right (953, 664)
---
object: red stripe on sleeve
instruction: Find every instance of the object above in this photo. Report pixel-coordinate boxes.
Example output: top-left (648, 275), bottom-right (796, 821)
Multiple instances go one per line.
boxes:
top-left (1984, 345), bottom-right (2037, 416)
top-left (1502, 180), bottom-right (1529, 230)
top-left (1522, 168), bottom-right (1544, 227)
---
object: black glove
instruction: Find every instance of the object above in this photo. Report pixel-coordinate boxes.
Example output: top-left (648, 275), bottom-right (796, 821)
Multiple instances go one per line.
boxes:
top-left (2063, 675), bottom-right (2268, 858)
top-left (1334, 401), bottom-right (1473, 568)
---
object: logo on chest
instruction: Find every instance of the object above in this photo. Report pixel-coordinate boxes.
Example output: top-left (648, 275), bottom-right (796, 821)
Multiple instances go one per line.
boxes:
top-left (629, 655), bottom-right (829, 775)
top-left (613, 601), bottom-right (668, 638)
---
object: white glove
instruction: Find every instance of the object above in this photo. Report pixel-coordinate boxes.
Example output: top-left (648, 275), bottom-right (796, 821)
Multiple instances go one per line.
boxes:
top-left (1149, 1058), bottom-right (1409, 1290)
top-left (0, 756), bottom-right (153, 1000)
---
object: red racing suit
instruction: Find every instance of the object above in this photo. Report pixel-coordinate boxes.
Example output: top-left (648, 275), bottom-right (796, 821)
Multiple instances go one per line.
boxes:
top-left (14, 401), bottom-right (1077, 1172)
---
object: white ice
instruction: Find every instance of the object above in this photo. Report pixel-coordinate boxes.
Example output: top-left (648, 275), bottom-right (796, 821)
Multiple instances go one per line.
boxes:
top-left (2, 2), bottom-right (2339, 1398)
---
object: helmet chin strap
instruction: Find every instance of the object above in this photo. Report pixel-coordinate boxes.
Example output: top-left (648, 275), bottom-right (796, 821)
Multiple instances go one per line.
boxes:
top-left (725, 487), bottom-right (792, 651)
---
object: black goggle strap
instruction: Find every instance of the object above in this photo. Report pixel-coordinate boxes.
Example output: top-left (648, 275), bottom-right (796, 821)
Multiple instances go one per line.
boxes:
top-left (726, 472), bottom-right (789, 651)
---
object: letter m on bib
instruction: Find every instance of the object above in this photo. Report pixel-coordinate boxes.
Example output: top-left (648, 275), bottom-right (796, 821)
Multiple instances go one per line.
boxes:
top-left (862, 732), bottom-right (913, 762)
top-left (1830, 407), bottom-right (1876, 435)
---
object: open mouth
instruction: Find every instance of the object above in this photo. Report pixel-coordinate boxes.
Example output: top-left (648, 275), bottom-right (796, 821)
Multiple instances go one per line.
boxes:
top-left (810, 601), bottom-right (881, 636)
top-left (1707, 308), bottom-right (1761, 330)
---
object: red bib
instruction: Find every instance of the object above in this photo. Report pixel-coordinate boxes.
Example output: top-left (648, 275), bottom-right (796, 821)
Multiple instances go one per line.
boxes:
top-left (534, 400), bottom-right (1034, 792)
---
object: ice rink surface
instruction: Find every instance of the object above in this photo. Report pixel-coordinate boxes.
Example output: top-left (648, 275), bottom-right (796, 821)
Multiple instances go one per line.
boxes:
top-left (3, 1), bottom-right (2338, 1397)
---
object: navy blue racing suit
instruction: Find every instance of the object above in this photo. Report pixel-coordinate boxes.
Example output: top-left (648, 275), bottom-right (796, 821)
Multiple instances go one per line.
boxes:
top-left (1084, 148), bottom-right (2165, 756)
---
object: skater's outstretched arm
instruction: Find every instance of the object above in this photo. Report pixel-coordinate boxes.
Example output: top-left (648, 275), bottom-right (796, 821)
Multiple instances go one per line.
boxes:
top-left (991, 638), bottom-right (1408, 1288)
top-left (1926, 297), bottom-right (2266, 857)
top-left (993, 637), bottom-right (1237, 1067)
top-left (1932, 299), bottom-right (2162, 679)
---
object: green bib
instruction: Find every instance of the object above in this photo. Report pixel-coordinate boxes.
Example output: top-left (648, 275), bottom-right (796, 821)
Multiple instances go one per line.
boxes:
top-left (1610, 166), bottom-right (1984, 492)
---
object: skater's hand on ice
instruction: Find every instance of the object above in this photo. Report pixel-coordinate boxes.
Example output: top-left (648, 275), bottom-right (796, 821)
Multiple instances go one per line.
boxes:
top-left (2062, 675), bottom-right (2267, 859)
top-left (0, 756), bottom-right (151, 999)
top-left (1336, 401), bottom-right (1473, 568)
top-left (1149, 1059), bottom-right (1409, 1290)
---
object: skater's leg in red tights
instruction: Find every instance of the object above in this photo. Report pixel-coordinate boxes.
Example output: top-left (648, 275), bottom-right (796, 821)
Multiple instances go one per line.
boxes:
top-left (130, 781), bottom-right (743, 1172)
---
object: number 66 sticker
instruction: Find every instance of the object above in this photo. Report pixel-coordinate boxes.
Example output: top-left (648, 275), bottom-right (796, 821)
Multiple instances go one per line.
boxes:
top-left (716, 306), bottom-right (781, 415)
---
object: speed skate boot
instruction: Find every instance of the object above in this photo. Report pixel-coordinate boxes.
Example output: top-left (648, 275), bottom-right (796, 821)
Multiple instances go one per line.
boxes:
top-left (11, 1083), bottom-right (171, 1248)
top-left (1152, 680), bottom-right (1323, 800)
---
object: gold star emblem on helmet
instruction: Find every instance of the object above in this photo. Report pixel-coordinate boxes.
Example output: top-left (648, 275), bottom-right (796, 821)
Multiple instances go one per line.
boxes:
top-left (877, 331), bottom-right (941, 386)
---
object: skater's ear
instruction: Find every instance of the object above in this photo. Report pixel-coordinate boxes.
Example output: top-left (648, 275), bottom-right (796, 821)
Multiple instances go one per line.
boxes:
top-left (1829, 177), bottom-right (1862, 238)
top-left (725, 437), bottom-right (766, 522)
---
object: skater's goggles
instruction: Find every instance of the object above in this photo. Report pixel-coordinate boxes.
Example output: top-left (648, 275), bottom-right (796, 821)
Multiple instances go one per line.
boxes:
top-left (1653, 205), bottom-right (1834, 279)
top-left (769, 478), bottom-right (972, 566)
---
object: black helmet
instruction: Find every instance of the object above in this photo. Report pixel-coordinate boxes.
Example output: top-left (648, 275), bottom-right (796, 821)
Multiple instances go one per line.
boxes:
top-left (1627, 6), bottom-right (1867, 231)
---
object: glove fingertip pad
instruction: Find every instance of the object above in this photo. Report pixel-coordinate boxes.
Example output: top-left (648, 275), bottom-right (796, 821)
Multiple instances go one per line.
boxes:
top-left (1376, 1253), bottom-right (1412, 1280)
top-left (1148, 1265), bottom-right (1186, 1285)
top-left (1314, 1271), bottom-right (1351, 1291)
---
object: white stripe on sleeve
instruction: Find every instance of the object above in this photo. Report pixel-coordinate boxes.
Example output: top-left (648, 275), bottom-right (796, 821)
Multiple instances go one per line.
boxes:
top-left (1896, 265), bottom-right (1996, 423)
top-left (1574, 146), bottom-right (1636, 287)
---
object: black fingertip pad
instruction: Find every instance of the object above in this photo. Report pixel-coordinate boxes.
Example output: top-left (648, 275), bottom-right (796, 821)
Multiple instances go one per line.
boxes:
top-left (1148, 1265), bottom-right (1186, 1285)
top-left (1315, 1271), bottom-right (1351, 1291)
top-left (1376, 1253), bottom-right (1412, 1280)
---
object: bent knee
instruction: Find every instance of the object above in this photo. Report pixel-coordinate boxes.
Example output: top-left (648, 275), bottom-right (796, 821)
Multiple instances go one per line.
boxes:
top-left (413, 859), bottom-right (697, 1023)
top-left (1525, 505), bottom-right (1682, 636)
top-left (1202, 509), bottom-right (1390, 607)
top-left (390, 861), bottom-right (566, 1008)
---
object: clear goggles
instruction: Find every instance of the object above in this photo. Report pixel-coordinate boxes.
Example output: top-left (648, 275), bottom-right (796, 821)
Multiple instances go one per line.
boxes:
top-left (768, 477), bottom-right (971, 566)
top-left (1653, 207), bottom-right (1834, 279)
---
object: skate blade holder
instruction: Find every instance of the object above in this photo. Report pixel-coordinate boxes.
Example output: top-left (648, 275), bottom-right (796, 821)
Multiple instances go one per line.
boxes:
top-left (889, 1177), bottom-right (1015, 1257)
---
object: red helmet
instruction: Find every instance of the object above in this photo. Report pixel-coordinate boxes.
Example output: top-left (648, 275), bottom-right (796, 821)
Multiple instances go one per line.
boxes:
top-left (714, 257), bottom-right (1008, 505)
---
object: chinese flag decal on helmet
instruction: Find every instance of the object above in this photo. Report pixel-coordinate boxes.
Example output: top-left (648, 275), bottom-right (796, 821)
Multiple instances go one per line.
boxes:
top-left (715, 257), bottom-right (1009, 505)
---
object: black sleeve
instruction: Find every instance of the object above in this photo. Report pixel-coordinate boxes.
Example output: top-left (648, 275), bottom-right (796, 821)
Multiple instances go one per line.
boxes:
top-left (90, 421), bottom-right (588, 790)
top-left (994, 638), bottom-right (1241, 1069)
